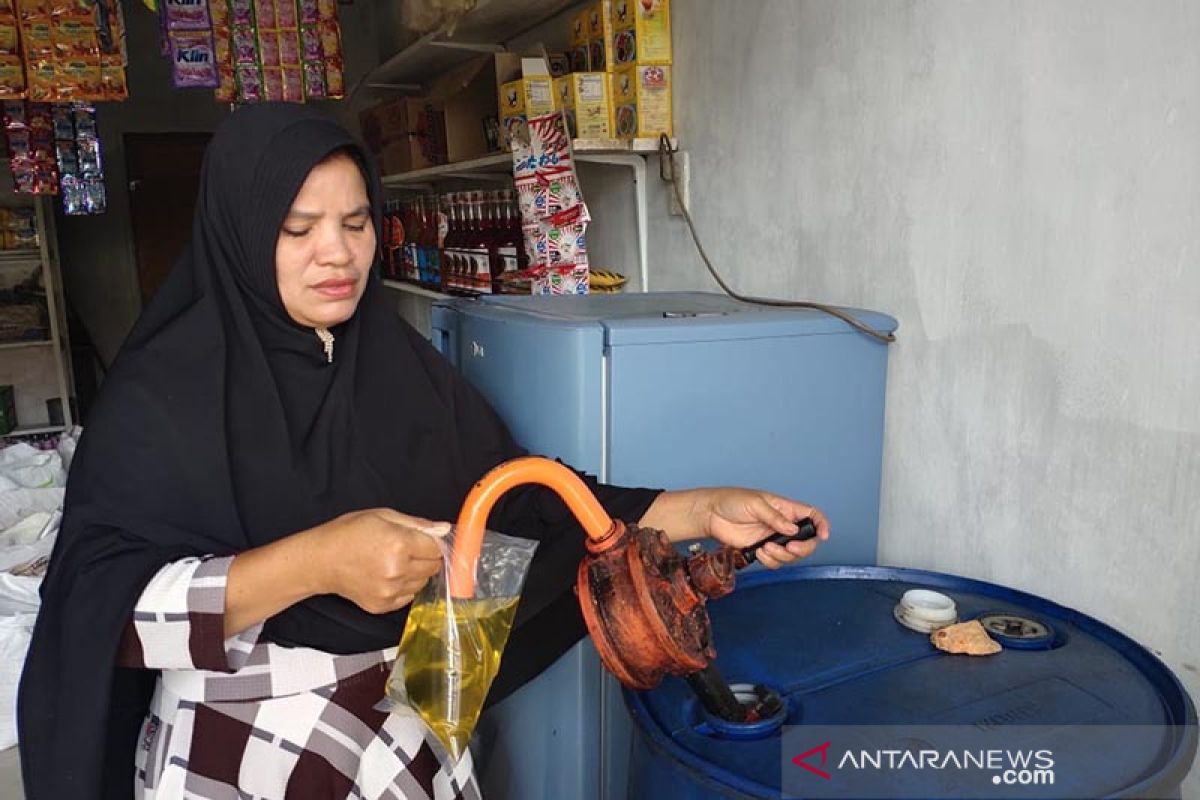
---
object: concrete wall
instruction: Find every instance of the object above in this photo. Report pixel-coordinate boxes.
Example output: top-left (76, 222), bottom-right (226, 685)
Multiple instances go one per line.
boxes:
top-left (649, 0), bottom-right (1199, 792)
top-left (56, 0), bottom-right (381, 366)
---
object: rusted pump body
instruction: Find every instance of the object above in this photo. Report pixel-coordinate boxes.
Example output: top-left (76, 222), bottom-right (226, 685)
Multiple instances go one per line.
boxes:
top-left (577, 521), bottom-right (744, 689)
top-left (451, 457), bottom-right (813, 723)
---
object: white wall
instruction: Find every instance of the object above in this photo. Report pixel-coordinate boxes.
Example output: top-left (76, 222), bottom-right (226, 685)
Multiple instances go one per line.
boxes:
top-left (651, 0), bottom-right (1198, 792)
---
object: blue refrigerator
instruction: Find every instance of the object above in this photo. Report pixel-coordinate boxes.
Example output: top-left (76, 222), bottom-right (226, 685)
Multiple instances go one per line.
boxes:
top-left (430, 292), bottom-right (898, 800)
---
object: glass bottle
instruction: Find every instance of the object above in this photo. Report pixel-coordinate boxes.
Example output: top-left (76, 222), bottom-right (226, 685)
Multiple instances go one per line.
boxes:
top-left (492, 189), bottom-right (522, 292)
top-left (402, 199), bottom-right (420, 283)
top-left (462, 191), bottom-right (492, 295)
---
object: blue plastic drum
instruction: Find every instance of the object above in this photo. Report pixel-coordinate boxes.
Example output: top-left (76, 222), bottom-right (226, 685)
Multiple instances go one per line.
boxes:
top-left (625, 566), bottom-right (1197, 799)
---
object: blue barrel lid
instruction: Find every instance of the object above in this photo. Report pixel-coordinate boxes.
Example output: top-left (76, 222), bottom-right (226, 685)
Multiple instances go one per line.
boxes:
top-left (625, 565), bottom-right (1198, 799)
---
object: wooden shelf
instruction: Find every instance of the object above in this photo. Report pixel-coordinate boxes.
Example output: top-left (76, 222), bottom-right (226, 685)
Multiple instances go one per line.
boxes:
top-left (364, 0), bottom-right (582, 90)
top-left (381, 138), bottom-right (676, 187)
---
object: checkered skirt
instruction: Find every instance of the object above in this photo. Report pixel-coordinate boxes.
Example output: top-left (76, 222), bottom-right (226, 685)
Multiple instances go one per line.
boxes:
top-left (121, 556), bottom-right (479, 799)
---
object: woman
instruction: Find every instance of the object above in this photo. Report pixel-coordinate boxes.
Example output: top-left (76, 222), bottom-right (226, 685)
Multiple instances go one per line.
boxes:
top-left (18, 104), bottom-right (828, 799)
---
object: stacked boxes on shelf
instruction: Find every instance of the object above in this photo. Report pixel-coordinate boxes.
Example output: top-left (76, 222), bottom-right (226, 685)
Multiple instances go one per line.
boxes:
top-left (553, 1), bottom-right (618, 139)
top-left (568, 12), bottom-right (588, 73)
top-left (560, 0), bottom-right (672, 141)
top-left (586, 0), bottom-right (615, 73)
top-left (498, 71), bottom-right (554, 148)
top-left (610, 0), bottom-right (672, 139)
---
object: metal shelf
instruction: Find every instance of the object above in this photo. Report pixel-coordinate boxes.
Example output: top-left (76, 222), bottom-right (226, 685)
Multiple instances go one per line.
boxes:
top-left (0, 198), bottom-right (74, 432)
top-left (382, 152), bottom-right (510, 187)
top-left (381, 138), bottom-right (673, 186)
top-left (382, 279), bottom-right (452, 301)
top-left (363, 0), bottom-right (582, 91)
top-left (381, 139), bottom-right (676, 292)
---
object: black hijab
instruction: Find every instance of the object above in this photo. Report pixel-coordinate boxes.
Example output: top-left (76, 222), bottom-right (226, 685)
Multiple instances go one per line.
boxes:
top-left (18, 104), bottom-right (658, 799)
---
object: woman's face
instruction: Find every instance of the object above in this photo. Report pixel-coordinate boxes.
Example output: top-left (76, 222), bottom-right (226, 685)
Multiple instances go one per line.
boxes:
top-left (275, 153), bottom-right (375, 328)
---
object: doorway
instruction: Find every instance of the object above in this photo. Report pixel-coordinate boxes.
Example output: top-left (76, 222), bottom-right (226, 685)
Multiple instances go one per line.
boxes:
top-left (125, 133), bottom-right (211, 306)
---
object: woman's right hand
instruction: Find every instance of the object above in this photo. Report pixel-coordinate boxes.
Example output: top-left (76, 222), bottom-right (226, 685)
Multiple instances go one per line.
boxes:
top-left (306, 509), bottom-right (450, 614)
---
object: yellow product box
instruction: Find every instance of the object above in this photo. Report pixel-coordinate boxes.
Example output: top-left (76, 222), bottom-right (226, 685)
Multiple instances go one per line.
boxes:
top-left (499, 76), bottom-right (555, 120)
top-left (554, 72), bottom-right (612, 139)
top-left (586, 0), bottom-right (614, 71)
top-left (588, 34), bottom-right (615, 72)
top-left (611, 0), bottom-right (671, 65)
top-left (569, 11), bottom-right (588, 47)
top-left (612, 63), bottom-right (672, 139)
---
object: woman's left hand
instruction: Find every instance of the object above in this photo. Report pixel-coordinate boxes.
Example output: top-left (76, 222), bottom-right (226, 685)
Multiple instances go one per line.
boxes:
top-left (697, 489), bottom-right (830, 569)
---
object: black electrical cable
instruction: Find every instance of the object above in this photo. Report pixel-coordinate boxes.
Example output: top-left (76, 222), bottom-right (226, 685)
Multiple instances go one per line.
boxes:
top-left (656, 134), bottom-right (895, 344)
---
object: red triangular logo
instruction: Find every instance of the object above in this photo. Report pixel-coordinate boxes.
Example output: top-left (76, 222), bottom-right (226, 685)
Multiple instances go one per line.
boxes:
top-left (792, 741), bottom-right (833, 780)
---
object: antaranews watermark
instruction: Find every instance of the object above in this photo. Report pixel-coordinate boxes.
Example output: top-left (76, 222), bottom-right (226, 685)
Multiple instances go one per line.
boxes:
top-left (781, 724), bottom-right (1192, 799)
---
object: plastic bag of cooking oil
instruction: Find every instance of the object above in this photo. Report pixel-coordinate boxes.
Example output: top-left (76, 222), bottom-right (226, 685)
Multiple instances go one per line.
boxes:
top-left (383, 528), bottom-right (537, 762)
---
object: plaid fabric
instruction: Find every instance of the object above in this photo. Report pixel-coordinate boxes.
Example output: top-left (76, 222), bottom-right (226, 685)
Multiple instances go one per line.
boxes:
top-left (119, 557), bottom-right (257, 673)
top-left (120, 556), bottom-right (479, 799)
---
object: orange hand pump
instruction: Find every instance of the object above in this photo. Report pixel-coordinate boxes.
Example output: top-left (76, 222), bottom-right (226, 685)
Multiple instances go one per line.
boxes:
top-left (449, 456), bottom-right (619, 597)
top-left (450, 457), bottom-right (812, 724)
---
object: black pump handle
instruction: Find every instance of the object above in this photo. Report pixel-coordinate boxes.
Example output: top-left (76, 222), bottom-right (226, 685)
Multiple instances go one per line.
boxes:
top-left (739, 517), bottom-right (817, 565)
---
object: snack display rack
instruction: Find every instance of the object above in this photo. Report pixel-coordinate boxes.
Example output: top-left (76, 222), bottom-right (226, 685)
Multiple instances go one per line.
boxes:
top-left (0, 191), bottom-right (73, 437)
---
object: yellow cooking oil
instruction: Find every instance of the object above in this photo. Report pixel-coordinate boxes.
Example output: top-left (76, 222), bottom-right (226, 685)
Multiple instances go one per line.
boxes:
top-left (388, 596), bottom-right (520, 760)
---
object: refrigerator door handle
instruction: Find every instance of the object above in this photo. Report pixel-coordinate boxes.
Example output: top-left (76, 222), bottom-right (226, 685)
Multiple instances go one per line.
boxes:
top-left (432, 323), bottom-right (456, 361)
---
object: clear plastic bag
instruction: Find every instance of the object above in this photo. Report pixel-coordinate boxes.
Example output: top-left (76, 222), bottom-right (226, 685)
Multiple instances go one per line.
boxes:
top-left (384, 527), bottom-right (537, 761)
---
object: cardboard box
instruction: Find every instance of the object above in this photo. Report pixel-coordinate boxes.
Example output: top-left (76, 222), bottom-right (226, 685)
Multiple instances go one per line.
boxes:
top-left (586, 0), bottom-right (615, 71)
top-left (611, 0), bottom-right (672, 65)
top-left (612, 63), bottom-right (672, 138)
top-left (555, 72), bottom-right (612, 138)
top-left (429, 53), bottom-right (523, 162)
top-left (358, 97), bottom-right (446, 175)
